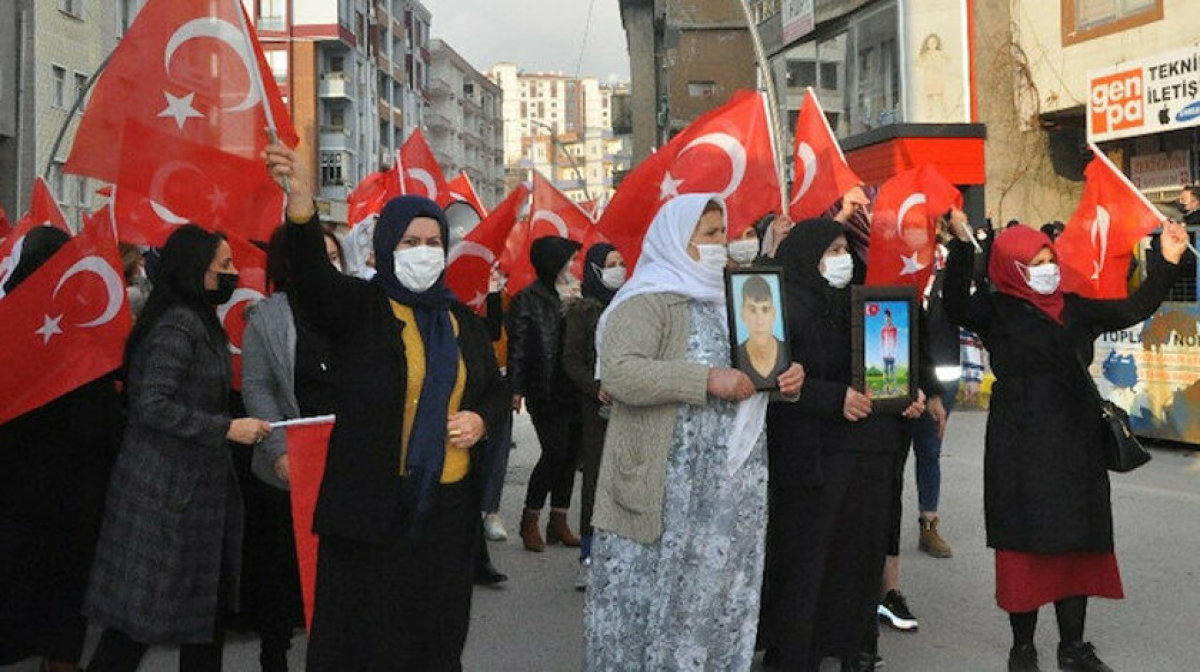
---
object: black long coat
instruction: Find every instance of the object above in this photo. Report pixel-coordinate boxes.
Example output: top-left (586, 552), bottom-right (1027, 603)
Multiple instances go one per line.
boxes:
top-left (84, 307), bottom-right (239, 644)
top-left (285, 217), bottom-right (509, 545)
top-left (943, 239), bottom-right (1178, 552)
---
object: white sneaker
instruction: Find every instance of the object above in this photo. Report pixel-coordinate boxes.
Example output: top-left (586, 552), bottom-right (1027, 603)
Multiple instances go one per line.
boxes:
top-left (483, 513), bottom-right (508, 541)
top-left (575, 557), bottom-right (592, 591)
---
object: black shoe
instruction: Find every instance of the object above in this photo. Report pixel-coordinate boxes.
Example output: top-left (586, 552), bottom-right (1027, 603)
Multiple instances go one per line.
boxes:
top-left (1057, 642), bottom-right (1113, 672)
top-left (840, 652), bottom-right (877, 672)
top-left (1008, 643), bottom-right (1041, 671)
top-left (878, 590), bottom-right (919, 631)
top-left (474, 560), bottom-right (508, 586)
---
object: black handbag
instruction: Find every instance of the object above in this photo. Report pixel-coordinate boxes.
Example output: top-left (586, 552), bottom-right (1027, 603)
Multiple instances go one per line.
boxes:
top-left (1076, 355), bottom-right (1152, 473)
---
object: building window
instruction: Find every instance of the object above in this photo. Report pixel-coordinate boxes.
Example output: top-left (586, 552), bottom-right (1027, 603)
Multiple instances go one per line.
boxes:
top-left (329, 56), bottom-right (345, 74)
top-left (119, 0), bottom-right (136, 34)
top-left (51, 66), bottom-right (66, 108)
top-left (688, 81), bottom-right (717, 98)
top-left (49, 163), bottom-right (65, 202)
top-left (74, 72), bottom-right (88, 112)
top-left (57, 0), bottom-right (83, 19)
top-left (1063, 0), bottom-right (1162, 45)
top-left (321, 152), bottom-right (345, 186)
top-left (265, 51), bottom-right (288, 83)
top-left (258, 0), bottom-right (286, 31)
top-left (75, 175), bottom-right (89, 207)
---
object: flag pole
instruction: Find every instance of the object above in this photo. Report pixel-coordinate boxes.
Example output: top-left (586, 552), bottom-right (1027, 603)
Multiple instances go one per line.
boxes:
top-left (270, 414), bottom-right (337, 430)
top-left (733, 0), bottom-right (789, 217)
top-left (231, 0), bottom-right (291, 193)
top-left (1088, 143), bottom-right (1198, 257)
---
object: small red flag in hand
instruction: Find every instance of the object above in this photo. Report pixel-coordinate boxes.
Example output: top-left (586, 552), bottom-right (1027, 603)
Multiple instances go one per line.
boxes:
top-left (1056, 147), bottom-right (1164, 298)
top-left (283, 416), bottom-right (336, 631)
top-left (446, 184), bottom-right (530, 311)
top-left (790, 88), bottom-right (862, 221)
top-left (0, 211), bottom-right (130, 425)
top-left (0, 177), bottom-right (72, 298)
top-left (445, 172), bottom-right (489, 217)
top-left (399, 129), bottom-right (449, 203)
top-left (866, 165), bottom-right (963, 288)
top-left (597, 90), bottom-right (779, 268)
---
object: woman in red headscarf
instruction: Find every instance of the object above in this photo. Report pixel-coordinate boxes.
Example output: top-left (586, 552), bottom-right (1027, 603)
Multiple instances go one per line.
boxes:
top-left (943, 211), bottom-right (1188, 672)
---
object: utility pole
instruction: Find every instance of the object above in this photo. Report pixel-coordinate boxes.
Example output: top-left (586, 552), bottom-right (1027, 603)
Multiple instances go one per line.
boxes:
top-left (529, 118), bottom-right (592, 201)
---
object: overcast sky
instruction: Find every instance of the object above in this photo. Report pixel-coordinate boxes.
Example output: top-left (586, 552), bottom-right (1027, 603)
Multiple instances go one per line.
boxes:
top-left (421, 0), bottom-right (631, 83)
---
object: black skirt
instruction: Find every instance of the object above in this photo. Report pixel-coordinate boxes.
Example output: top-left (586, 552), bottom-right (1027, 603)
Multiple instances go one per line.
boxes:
top-left (762, 450), bottom-right (900, 670)
top-left (306, 480), bottom-right (478, 672)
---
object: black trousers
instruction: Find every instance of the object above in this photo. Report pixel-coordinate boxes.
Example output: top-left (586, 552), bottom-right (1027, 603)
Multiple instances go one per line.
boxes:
top-left (85, 629), bottom-right (224, 672)
top-left (247, 482), bottom-right (303, 659)
top-left (306, 481), bottom-right (478, 672)
top-left (525, 409), bottom-right (583, 510)
top-left (578, 403), bottom-right (608, 538)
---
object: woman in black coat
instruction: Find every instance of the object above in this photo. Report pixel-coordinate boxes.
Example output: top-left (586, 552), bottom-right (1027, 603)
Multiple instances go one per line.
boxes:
top-left (943, 216), bottom-right (1187, 672)
top-left (84, 225), bottom-right (274, 672)
top-left (506, 235), bottom-right (585, 551)
top-left (267, 145), bottom-right (508, 671)
top-left (0, 228), bottom-right (122, 672)
top-left (760, 220), bottom-right (929, 672)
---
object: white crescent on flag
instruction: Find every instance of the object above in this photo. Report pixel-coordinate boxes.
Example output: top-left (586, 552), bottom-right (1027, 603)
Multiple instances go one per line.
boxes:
top-left (791, 142), bottom-right (818, 205)
top-left (1090, 205), bottom-right (1111, 280)
top-left (896, 193), bottom-right (927, 238)
top-left (407, 169), bottom-right (439, 201)
top-left (52, 256), bottom-right (125, 328)
top-left (447, 240), bottom-right (496, 267)
top-left (529, 209), bottom-right (569, 238)
top-left (217, 288), bottom-right (266, 354)
top-left (164, 18), bottom-right (261, 112)
top-left (678, 133), bottom-right (747, 200)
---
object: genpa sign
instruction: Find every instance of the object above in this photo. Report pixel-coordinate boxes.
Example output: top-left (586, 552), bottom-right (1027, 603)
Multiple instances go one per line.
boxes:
top-left (1088, 47), bottom-right (1200, 142)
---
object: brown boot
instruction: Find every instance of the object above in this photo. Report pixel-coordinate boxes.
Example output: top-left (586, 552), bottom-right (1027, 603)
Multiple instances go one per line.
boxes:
top-left (546, 508), bottom-right (581, 547)
top-left (520, 508), bottom-right (545, 552)
top-left (918, 516), bottom-right (953, 558)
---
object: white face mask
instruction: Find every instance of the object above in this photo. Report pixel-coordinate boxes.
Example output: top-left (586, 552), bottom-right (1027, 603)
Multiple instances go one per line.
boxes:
top-left (556, 266), bottom-right (581, 299)
top-left (820, 253), bottom-right (854, 289)
top-left (1025, 262), bottom-right (1060, 295)
top-left (599, 265), bottom-right (626, 290)
top-left (728, 238), bottom-right (759, 265)
top-left (692, 242), bottom-right (729, 271)
top-left (393, 245), bottom-right (445, 292)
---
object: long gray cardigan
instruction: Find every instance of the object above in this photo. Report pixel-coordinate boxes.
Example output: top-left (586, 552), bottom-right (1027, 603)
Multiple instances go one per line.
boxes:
top-left (84, 306), bottom-right (240, 644)
top-left (242, 293), bottom-right (300, 490)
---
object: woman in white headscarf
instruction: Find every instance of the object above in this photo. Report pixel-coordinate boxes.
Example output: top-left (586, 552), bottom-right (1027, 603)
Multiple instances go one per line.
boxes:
top-left (582, 194), bottom-right (805, 671)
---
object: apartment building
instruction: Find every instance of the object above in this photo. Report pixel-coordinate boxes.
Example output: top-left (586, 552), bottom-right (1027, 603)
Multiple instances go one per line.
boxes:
top-left (428, 39), bottom-right (505, 209)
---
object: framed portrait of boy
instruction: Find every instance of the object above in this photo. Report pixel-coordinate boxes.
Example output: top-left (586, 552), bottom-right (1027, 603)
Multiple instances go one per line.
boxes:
top-left (724, 267), bottom-right (791, 392)
top-left (851, 286), bottom-right (919, 413)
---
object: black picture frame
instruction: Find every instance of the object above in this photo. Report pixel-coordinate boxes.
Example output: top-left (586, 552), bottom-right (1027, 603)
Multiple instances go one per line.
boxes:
top-left (851, 285), bottom-right (919, 414)
top-left (724, 266), bottom-right (791, 392)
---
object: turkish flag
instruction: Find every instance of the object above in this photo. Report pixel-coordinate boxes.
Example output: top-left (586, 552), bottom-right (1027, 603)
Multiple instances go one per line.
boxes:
top-left (283, 417), bottom-right (335, 631)
top-left (0, 177), bottom-right (72, 298)
top-left (790, 88), bottom-right (862, 221)
top-left (104, 185), bottom-right (198, 247)
top-left (531, 171), bottom-right (595, 241)
top-left (865, 165), bottom-right (962, 288)
top-left (1057, 147), bottom-right (1164, 298)
top-left (499, 218), bottom-right (537, 295)
top-left (63, 0), bottom-right (296, 242)
top-left (446, 184), bottom-right (529, 311)
top-left (597, 90), bottom-right (779, 268)
top-left (216, 228), bottom-right (267, 390)
top-left (399, 129), bottom-right (449, 203)
top-left (346, 162), bottom-right (402, 229)
top-left (445, 172), bottom-right (488, 217)
top-left (0, 212), bottom-right (130, 425)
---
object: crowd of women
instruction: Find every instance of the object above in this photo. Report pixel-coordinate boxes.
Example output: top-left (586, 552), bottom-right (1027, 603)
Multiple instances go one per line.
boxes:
top-left (0, 139), bottom-right (1189, 672)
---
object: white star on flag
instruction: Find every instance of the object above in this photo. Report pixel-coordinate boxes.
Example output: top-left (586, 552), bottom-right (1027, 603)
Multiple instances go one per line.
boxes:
top-left (36, 314), bottom-right (64, 344)
top-left (899, 252), bottom-right (926, 276)
top-left (158, 91), bottom-right (204, 130)
top-left (659, 172), bottom-right (684, 201)
top-left (207, 186), bottom-right (229, 211)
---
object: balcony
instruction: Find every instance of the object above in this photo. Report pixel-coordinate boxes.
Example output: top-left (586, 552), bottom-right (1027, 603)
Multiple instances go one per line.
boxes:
top-left (392, 107), bottom-right (404, 129)
top-left (461, 127), bottom-right (482, 146)
top-left (379, 100), bottom-right (392, 121)
top-left (319, 126), bottom-right (353, 152)
top-left (429, 77), bottom-right (453, 99)
top-left (425, 111), bottom-right (452, 133)
top-left (319, 74), bottom-right (354, 100)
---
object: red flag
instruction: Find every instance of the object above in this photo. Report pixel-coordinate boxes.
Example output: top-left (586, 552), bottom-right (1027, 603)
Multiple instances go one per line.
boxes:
top-left (215, 228), bottom-right (267, 390)
top-left (106, 185), bottom-right (197, 247)
top-left (790, 88), bottom-right (862, 221)
top-left (1057, 147), bottom-right (1164, 298)
top-left (63, 0), bottom-right (296, 242)
top-left (446, 184), bottom-right (529, 311)
top-left (346, 163), bottom-right (402, 229)
top-left (531, 171), bottom-right (596, 241)
top-left (0, 212), bottom-right (130, 424)
top-left (399, 129), bottom-right (449, 203)
top-left (0, 205), bottom-right (9, 240)
top-left (499, 218), bottom-right (537, 295)
top-left (284, 417), bottom-right (335, 630)
top-left (0, 178), bottom-right (73, 297)
top-left (444, 172), bottom-right (488, 217)
top-left (597, 90), bottom-right (780, 268)
top-left (865, 165), bottom-right (962, 288)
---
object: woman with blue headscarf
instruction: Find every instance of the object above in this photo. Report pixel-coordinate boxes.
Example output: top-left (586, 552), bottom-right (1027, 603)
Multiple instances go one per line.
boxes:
top-left (267, 145), bottom-right (508, 671)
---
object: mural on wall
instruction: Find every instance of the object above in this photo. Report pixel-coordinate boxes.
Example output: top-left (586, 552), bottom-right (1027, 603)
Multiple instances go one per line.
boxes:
top-left (906, 0), bottom-right (968, 123)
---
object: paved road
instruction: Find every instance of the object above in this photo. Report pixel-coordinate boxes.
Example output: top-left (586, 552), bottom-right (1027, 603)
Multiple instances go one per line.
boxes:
top-left (5, 410), bottom-right (1199, 671)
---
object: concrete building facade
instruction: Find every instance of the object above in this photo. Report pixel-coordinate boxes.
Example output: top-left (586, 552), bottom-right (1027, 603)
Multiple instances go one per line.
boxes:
top-left (428, 39), bottom-right (505, 209)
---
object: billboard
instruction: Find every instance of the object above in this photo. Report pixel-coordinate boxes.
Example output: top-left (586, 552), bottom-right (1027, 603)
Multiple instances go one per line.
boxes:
top-left (1088, 47), bottom-right (1200, 142)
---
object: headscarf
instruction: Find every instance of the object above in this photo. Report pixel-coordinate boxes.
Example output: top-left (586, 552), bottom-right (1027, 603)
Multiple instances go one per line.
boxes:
top-left (773, 218), bottom-right (851, 329)
top-left (372, 195), bottom-right (459, 521)
top-left (529, 236), bottom-right (581, 291)
top-left (596, 193), bottom-right (767, 474)
top-left (3, 227), bottom-right (71, 294)
top-left (988, 225), bottom-right (1064, 324)
top-left (581, 241), bottom-right (619, 306)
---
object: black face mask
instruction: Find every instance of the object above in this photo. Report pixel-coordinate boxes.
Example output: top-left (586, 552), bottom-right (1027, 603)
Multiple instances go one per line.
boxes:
top-left (207, 272), bottom-right (239, 305)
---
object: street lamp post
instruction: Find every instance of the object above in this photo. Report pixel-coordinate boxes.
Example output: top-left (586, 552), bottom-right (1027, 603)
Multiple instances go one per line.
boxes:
top-left (528, 118), bottom-right (593, 202)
